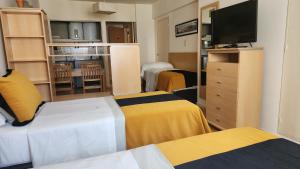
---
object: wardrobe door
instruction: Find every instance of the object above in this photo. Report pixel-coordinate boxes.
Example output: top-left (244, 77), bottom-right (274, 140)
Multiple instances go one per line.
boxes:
top-left (110, 44), bottom-right (141, 96)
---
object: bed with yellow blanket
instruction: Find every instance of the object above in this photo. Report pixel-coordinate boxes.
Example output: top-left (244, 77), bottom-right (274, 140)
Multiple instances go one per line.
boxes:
top-left (34, 128), bottom-right (300, 169)
top-left (158, 127), bottom-right (300, 169)
top-left (115, 91), bottom-right (210, 149)
top-left (156, 70), bottom-right (197, 92)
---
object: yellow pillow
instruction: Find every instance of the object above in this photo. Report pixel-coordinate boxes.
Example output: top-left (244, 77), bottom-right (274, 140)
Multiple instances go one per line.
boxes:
top-left (0, 70), bottom-right (42, 125)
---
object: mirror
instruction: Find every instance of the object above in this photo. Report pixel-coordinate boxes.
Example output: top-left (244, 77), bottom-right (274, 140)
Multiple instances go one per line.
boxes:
top-left (199, 2), bottom-right (219, 107)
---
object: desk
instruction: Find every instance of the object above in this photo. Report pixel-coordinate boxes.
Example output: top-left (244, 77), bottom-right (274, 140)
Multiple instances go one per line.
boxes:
top-left (71, 68), bottom-right (106, 91)
top-left (72, 68), bottom-right (82, 77)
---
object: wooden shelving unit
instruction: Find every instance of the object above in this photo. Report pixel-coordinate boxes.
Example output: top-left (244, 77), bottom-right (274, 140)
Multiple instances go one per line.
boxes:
top-left (48, 43), bottom-right (113, 101)
top-left (0, 8), bottom-right (53, 101)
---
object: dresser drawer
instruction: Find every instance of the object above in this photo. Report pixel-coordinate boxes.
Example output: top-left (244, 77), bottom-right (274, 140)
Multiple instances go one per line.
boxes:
top-left (207, 86), bottom-right (237, 105)
top-left (207, 111), bottom-right (236, 129)
top-left (207, 62), bottom-right (238, 78)
top-left (207, 75), bottom-right (237, 92)
top-left (206, 98), bottom-right (237, 119)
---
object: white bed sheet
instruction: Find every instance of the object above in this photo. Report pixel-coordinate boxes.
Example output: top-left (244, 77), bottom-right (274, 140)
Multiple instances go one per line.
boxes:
top-left (28, 97), bottom-right (119, 167)
top-left (0, 97), bottom-right (126, 168)
top-left (34, 151), bottom-right (140, 169)
top-left (0, 124), bottom-right (30, 168)
top-left (33, 145), bottom-right (175, 169)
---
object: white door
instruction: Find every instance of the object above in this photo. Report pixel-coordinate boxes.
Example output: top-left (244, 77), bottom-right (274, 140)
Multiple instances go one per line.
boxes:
top-left (156, 17), bottom-right (169, 62)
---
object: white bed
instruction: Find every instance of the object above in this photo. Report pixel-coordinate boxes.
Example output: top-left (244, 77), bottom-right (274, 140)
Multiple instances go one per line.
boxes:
top-left (0, 97), bottom-right (126, 168)
top-left (34, 145), bottom-right (173, 169)
top-left (141, 62), bottom-right (175, 92)
top-left (0, 123), bottom-right (31, 167)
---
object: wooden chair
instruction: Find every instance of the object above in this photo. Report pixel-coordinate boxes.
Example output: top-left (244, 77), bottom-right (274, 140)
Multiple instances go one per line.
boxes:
top-left (53, 63), bottom-right (73, 94)
top-left (81, 63), bottom-right (105, 93)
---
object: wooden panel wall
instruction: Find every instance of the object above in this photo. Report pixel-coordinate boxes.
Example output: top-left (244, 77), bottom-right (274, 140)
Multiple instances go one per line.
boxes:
top-left (168, 52), bottom-right (197, 72)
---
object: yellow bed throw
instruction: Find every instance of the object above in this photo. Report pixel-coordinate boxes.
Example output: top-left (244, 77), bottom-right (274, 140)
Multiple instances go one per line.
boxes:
top-left (156, 71), bottom-right (186, 92)
top-left (115, 91), bottom-right (211, 149)
top-left (157, 127), bottom-right (277, 166)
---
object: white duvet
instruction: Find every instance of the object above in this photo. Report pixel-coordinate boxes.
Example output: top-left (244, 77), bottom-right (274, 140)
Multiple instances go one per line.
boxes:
top-left (0, 97), bottom-right (126, 168)
top-left (34, 145), bottom-right (175, 169)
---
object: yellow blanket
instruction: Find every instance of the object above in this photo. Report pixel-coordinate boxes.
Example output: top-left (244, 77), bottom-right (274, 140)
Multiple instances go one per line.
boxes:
top-left (115, 91), bottom-right (211, 149)
top-left (156, 71), bottom-right (186, 92)
top-left (157, 127), bottom-right (277, 166)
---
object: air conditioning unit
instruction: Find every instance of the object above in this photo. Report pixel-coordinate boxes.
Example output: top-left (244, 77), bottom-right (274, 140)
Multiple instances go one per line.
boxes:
top-left (92, 2), bottom-right (116, 14)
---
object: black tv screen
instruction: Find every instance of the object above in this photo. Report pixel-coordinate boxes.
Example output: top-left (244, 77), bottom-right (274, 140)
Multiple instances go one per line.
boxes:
top-left (212, 0), bottom-right (258, 45)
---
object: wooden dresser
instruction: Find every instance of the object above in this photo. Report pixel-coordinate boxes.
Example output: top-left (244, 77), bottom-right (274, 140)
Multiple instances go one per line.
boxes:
top-left (206, 48), bottom-right (263, 130)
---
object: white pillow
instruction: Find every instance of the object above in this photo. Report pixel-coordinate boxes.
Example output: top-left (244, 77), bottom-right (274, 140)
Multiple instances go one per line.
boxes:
top-left (141, 62), bottom-right (174, 78)
top-left (0, 112), bottom-right (6, 126)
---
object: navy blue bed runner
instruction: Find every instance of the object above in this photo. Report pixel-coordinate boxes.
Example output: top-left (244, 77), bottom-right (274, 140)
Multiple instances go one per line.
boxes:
top-left (175, 138), bottom-right (300, 169)
top-left (115, 94), bottom-right (184, 107)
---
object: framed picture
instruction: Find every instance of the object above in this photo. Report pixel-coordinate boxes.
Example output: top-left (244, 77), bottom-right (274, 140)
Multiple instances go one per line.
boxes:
top-left (175, 19), bottom-right (198, 37)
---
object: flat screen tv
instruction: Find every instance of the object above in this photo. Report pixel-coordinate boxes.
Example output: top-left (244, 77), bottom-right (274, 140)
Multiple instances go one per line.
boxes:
top-left (211, 0), bottom-right (258, 46)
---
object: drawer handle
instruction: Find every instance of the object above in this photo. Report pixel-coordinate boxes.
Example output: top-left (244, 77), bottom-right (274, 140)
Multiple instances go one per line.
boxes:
top-left (217, 68), bottom-right (222, 71)
top-left (215, 119), bottom-right (221, 123)
top-left (216, 81), bottom-right (222, 84)
top-left (216, 94), bottom-right (221, 97)
top-left (216, 107), bottom-right (221, 110)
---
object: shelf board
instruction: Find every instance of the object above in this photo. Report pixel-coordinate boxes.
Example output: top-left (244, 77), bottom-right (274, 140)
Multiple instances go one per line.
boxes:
top-left (33, 81), bottom-right (51, 85)
top-left (49, 54), bottom-right (110, 57)
top-left (52, 39), bottom-right (102, 43)
top-left (48, 43), bottom-right (110, 47)
top-left (9, 59), bottom-right (47, 62)
top-left (4, 35), bottom-right (44, 38)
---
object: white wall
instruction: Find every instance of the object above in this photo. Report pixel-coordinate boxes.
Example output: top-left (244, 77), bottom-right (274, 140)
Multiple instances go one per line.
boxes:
top-left (278, 0), bottom-right (300, 142)
top-left (0, 0), bottom-right (39, 8)
top-left (136, 4), bottom-right (156, 65)
top-left (39, 0), bottom-right (155, 65)
top-left (39, 0), bottom-right (136, 43)
top-left (169, 2), bottom-right (198, 52)
top-left (153, 0), bottom-right (198, 53)
top-left (0, 0), bottom-right (18, 75)
top-left (0, 0), bottom-right (156, 68)
top-left (197, 0), bottom-right (288, 133)
top-left (153, 0), bottom-right (196, 18)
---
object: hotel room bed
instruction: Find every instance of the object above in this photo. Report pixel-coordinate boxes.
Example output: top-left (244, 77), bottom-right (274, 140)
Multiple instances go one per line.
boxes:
top-left (33, 127), bottom-right (300, 169)
top-left (0, 91), bottom-right (209, 168)
top-left (142, 53), bottom-right (198, 104)
top-left (115, 91), bottom-right (209, 149)
top-left (0, 123), bottom-right (30, 167)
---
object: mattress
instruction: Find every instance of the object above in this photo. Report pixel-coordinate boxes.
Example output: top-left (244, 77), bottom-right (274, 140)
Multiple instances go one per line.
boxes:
top-left (115, 91), bottom-right (210, 149)
top-left (0, 124), bottom-right (30, 167)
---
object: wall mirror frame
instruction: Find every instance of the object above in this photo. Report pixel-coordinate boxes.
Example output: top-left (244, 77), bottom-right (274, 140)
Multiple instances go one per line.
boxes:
top-left (198, 1), bottom-right (219, 110)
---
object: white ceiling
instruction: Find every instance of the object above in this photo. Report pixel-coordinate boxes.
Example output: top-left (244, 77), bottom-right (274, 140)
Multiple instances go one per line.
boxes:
top-left (73, 0), bottom-right (158, 4)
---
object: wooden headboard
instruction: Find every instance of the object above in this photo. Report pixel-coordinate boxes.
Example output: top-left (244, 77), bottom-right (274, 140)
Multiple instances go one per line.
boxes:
top-left (168, 52), bottom-right (197, 72)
